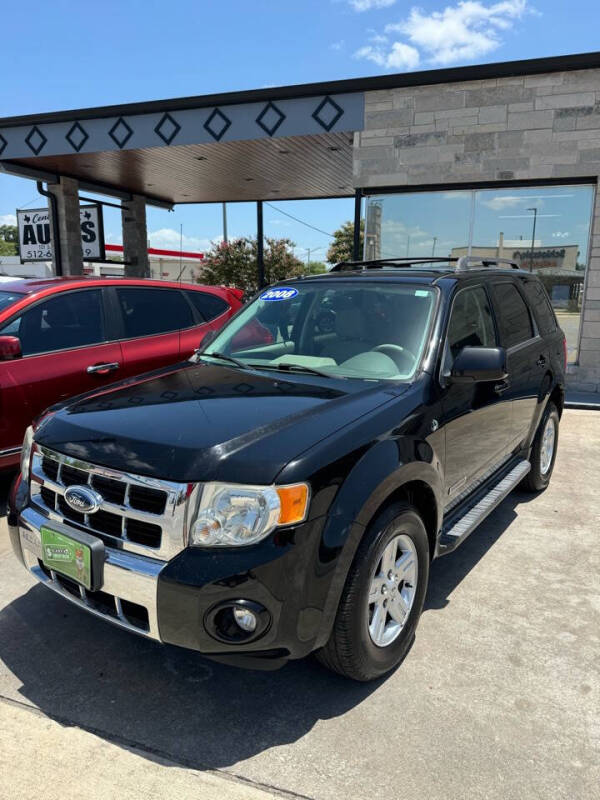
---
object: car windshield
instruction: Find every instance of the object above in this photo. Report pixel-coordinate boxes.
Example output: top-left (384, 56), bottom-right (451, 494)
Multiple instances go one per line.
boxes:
top-left (0, 290), bottom-right (24, 314)
top-left (201, 281), bottom-right (437, 380)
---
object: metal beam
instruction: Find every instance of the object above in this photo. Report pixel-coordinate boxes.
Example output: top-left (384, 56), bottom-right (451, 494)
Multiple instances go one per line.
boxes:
top-left (353, 189), bottom-right (362, 260)
top-left (0, 160), bottom-right (58, 183)
top-left (257, 201), bottom-right (265, 289)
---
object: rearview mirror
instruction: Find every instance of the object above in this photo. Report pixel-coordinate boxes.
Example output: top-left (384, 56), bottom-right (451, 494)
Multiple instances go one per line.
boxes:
top-left (449, 346), bottom-right (507, 383)
top-left (0, 335), bottom-right (22, 361)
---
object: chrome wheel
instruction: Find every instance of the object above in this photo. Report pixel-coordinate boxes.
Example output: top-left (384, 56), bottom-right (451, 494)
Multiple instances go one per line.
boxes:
top-left (540, 415), bottom-right (556, 475)
top-left (368, 533), bottom-right (418, 647)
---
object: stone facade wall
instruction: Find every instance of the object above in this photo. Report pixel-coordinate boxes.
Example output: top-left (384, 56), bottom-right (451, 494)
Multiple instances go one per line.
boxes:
top-left (354, 68), bottom-right (600, 391)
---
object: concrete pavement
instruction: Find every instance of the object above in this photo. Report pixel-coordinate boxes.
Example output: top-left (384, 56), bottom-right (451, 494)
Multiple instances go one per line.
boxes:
top-left (0, 409), bottom-right (598, 800)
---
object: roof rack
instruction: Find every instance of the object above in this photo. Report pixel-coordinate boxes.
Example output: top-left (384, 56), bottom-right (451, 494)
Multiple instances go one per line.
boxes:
top-left (330, 257), bottom-right (455, 272)
top-left (331, 255), bottom-right (522, 273)
top-left (455, 255), bottom-right (520, 271)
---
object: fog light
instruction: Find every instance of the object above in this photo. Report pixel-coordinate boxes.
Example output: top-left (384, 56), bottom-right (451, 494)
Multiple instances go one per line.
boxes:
top-left (233, 606), bottom-right (257, 632)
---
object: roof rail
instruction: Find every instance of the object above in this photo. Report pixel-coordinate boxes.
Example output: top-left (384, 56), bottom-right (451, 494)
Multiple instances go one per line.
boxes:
top-left (456, 255), bottom-right (520, 271)
top-left (331, 257), bottom-right (454, 272)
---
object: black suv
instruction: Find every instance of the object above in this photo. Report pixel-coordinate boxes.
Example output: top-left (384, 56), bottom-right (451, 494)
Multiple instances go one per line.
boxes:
top-left (9, 257), bottom-right (566, 681)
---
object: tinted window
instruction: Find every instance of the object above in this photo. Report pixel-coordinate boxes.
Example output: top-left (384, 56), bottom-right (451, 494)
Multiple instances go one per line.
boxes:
top-left (10, 290), bottom-right (105, 356)
top-left (492, 282), bottom-right (534, 348)
top-left (0, 290), bottom-right (24, 313)
top-left (521, 280), bottom-right (557, 336)
top-left (186, 291), bottom-right (228, 322)
top-left (447, 286), bottom-right (496, 359)
top-left (117, 288), bottom-right (192, 338)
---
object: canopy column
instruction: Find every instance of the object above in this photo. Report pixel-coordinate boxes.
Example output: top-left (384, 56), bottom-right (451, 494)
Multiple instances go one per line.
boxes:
top-left (122, 194), bottom-right (150, 277)
top-left (48, 176), bottom-right (83, 276)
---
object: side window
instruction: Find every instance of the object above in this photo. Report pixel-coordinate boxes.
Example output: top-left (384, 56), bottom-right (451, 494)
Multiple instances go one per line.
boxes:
top-left (117, 288), bottom-right (192, 338)
top-left (12, 290), bottom-right (105, 356)
top-left (447, 286), bottom-right (496, 359)
top-left (521, 280), bottom-right (557, 336)
top-left (491, 282), bottom-right (534, 349)
top-left (186, 291), bottom-right (228, 322)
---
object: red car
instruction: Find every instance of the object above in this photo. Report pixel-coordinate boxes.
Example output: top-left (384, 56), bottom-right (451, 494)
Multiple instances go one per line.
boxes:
top-left (0, 277), bottom-right (243, 471)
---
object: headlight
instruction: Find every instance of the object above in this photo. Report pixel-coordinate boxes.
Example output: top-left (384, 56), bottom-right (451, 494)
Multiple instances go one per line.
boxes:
top-left (20, 426), bottom-right (34, 482)
top-left (190, 482), bottom-right (309, 547)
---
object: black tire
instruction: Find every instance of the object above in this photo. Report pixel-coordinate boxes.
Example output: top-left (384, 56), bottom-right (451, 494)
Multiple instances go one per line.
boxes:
top-left (315, 502), bottom-right (430, 681)
top-left (521, 401), bottom-right (560, 492)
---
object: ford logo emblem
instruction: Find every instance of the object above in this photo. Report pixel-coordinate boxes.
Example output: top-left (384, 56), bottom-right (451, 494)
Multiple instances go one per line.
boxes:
top-left (64, 485), bottom-right (103, 515)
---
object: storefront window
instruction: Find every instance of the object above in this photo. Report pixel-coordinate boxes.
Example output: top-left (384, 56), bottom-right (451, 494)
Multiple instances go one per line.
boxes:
top-left (365, 183), bottom-right (595, 363)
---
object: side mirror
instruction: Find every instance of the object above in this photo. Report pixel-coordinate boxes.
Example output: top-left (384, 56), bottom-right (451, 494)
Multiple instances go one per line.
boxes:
top-left (0, 335), bottom-right (22, 361)
top-left (449, 346), bottom-right (507, 383)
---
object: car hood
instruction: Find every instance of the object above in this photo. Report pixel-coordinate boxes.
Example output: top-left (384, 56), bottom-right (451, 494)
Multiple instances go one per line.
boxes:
top-left (35, 361), bottom-right (400, 484)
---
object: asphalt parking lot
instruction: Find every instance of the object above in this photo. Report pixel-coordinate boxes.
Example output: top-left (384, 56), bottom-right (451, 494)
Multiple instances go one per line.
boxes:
top-left (0, 409), bottom-right (598, 800)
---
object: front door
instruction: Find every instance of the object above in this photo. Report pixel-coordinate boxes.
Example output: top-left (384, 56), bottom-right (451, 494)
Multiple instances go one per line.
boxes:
top-left (0, 288), bottom-right (121, 455)
top-left (440, 284), bottom-right (512, 505)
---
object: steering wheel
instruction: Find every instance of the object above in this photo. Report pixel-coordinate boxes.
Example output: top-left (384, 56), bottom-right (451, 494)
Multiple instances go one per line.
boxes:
top-left (372, 343), bottom-right (417, 371)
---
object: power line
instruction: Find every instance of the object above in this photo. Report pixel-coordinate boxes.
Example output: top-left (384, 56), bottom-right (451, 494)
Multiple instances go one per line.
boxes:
top-left (264, 202), bottom-right (334, 238)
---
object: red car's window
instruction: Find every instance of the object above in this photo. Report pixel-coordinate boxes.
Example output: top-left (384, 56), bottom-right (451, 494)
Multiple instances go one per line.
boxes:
top-left (0, 290), bottom-right (24, 314)
top-left (117, 287), bottom-right (192, 338)
top-left (8, 289), bottom-right (106, 356)
top-left (186, 290), bottom-right (229, 322)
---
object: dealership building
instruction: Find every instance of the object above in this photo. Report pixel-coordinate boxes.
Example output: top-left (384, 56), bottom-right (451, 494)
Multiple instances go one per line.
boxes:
top-left (1, 51), bottom-right (600, 392)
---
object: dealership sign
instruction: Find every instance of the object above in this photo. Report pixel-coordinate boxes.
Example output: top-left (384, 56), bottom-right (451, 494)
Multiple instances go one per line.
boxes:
top-left (17, 204), bottom-right (105, 262)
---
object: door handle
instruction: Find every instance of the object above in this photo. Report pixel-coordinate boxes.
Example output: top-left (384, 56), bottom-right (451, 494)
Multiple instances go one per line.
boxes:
top-left (86, 362), bottom-right (120, 375)
top-left (536, 356), bottom-right (547, 368)
top-left (494, 380), bottom-right (510, 394)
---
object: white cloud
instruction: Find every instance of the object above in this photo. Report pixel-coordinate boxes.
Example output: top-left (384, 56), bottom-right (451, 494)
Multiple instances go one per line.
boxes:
top-left (0, 214), bottom-right (17, 226)
top-left (354, 0), bottom-right (529, 70)
top-left (552, 231), bottom-right (569, 239)
top-left (349, 0), bottom-right (396, 11)
top-left (330, 39), bottom-right (345, 51)
top-left (148, 228), bottom-right (218, 253)
top-left (480, 194), bottom-right (526, 211)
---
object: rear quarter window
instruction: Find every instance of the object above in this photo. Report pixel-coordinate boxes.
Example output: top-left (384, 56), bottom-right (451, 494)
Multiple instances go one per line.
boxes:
top-left (186, 291), bottom-right (229, 321)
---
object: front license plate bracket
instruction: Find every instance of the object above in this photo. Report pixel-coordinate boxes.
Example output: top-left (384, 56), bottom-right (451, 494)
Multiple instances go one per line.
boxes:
top-left (40, 525), bottom-right (105, 591)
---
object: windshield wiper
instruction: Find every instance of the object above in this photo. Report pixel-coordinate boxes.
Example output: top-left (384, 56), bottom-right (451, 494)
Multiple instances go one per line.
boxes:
top-left (198, 351), bottom-right (250, 370)
top-left (248, 362), bottom-right (337, 379)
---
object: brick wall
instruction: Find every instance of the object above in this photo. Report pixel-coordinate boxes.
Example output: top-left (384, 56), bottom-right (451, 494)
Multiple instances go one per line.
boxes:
top-left (354, 68), bottom-right (600, 391)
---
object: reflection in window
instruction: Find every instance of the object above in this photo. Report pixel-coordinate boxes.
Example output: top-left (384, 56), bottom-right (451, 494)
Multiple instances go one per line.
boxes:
top-left (366, 184), bottom-right (594, 363)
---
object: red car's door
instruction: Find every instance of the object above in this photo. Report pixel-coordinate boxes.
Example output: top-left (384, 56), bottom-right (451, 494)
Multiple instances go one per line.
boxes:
top-left (112, 286), bottom-right (195, 377)
top-left (179, 288), bottom-right (237, 359)
top-left (0, 288), bottom-right (122, 461)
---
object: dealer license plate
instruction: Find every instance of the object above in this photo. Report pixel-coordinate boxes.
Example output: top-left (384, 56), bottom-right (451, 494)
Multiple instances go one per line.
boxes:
top-left (40, 526), bottom-right (92, 590)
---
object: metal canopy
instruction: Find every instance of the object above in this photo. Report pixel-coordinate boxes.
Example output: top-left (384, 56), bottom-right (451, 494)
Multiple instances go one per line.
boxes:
top-left (11, 132), bottom-right (355, 204)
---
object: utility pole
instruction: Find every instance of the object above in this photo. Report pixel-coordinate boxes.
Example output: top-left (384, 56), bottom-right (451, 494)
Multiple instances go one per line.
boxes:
top-left (222, 202), bottom-right (228, 243)
top-left (406, 234), bottom-right (411, 256)
top-left (432, 236), bottom-right (437, 257)
top-left (526, 207), bottom-right (537, 272)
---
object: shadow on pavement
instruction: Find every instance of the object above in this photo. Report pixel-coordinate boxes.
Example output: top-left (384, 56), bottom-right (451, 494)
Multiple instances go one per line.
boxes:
top-left (0, 490), bottom-right (529, 772)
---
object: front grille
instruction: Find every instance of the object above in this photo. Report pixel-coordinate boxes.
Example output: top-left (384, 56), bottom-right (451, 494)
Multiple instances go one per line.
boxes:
top-left (30, 446), bottom-right (190, 559)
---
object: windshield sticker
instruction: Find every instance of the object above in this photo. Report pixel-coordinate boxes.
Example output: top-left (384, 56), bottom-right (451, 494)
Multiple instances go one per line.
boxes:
top-left (415, 290), bottom-right (429, 297)
top-left (259, 287), bottom-right (299, 301)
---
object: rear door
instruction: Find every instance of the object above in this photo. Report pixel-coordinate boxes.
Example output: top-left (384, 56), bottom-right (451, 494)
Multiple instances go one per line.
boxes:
top-left (180, 289), bottom-right (232, 359)
top-left (440, 284), bottom-right (512, 504)
top-left (0, 288), bottom-right (121, 453)
top-left (112, 286), bottom-right (194, 377)
top-left (490, 280), bottom-right (543, 450)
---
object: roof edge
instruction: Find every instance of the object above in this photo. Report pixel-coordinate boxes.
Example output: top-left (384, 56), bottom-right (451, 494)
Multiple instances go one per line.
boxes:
top-left (1, 51), bottom-right (599, 128)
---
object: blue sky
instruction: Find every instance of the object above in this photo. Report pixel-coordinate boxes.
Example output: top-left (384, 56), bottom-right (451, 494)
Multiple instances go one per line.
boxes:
top-left (0, 0), bottom-right (597, 261)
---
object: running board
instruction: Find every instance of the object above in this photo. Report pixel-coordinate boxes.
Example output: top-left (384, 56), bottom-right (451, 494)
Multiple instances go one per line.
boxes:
top-left (438, 459), bottom-right (531, 555)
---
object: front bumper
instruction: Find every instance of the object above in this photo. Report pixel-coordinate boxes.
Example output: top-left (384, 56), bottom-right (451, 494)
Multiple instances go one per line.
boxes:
top-left (12, 505), bottom-right (164, 639)
top-left (9, 500), bottom-right (339, 667)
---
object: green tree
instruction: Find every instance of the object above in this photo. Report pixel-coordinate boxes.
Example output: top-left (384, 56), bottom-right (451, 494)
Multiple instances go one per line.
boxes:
top-left (305, 260), bottom-right (327, 275)
top-left (0, 224), bottom-right (18, 256)
top-left (200, 236), bottom-right (305, 293)
top-left (326, 219), bottom-right (364, 265)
